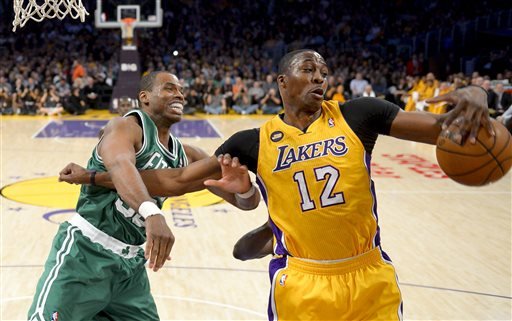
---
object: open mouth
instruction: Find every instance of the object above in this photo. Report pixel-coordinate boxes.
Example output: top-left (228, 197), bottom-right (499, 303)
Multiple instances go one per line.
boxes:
top-left (310, 88), bottom-right (324, 98)
top-left (169, 102), bottom-right (184, 114)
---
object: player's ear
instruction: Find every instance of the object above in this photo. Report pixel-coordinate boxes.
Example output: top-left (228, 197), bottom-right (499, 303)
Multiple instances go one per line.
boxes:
top-left (139, 91), bottom-right (149, 105)
top-left (277, 75), bottom-right (286, 89)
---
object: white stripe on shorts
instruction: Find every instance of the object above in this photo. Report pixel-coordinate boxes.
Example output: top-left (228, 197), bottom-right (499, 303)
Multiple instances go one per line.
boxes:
top-left (69, 214), bottom-right (142, 258)
top-left (30, 225), bottom-right (78, 321)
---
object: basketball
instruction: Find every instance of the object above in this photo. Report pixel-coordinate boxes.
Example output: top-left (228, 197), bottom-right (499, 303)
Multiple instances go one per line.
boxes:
top-left (436, 119), bottom-right (512, 186)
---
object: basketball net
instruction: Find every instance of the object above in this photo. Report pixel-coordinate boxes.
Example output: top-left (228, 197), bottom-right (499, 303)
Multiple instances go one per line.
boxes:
top-left (12, 0), bottom-right (89, 32)
top-left (121, 18), bottom-right (136, 39)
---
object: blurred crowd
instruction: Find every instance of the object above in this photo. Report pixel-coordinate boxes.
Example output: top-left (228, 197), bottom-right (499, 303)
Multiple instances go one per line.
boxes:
top-left (0, 0), bottom-right (511, 119)
top-left (0, 22), bottom-right (118, 116)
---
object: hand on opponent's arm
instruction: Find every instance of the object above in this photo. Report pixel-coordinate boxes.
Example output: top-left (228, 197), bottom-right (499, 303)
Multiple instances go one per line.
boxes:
top-left (59, 147), bottom-right (258, 211)
top-left (59, 157), bottom-right (222, 195)
top-left (204, 154), bottom-right (260, 210)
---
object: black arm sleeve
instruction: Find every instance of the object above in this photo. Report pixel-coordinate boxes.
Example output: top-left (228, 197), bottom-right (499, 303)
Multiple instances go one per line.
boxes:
top-left (215, 128), bottom-right (260, 173)
top-left (340, 97), bottom-right (400, 155)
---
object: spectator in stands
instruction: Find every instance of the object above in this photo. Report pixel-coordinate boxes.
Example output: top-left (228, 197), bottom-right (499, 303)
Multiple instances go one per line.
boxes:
top-left (63, 87), bottom-right (85, 115)
top-left (248, 81), bottom-right (265, 105)
top-left (221, 76), bottom-right (234, 109)
top-left (56, 78), bottom-right (71, 100)
top-left (262, 74), bottom-right (278, 94)
top-left (204, 87), bottom-right (227, 114)
top-left (117, 96), bottom-right (136, 116)
top-left (406, 54), bottom-right (422, 76)
top-left (232, 86), bottom-right (259, 115)
top-left (349, 72), bottom-right (368, 98)
top-left (82, 76), bottom-right (100, 109)
top-left (362, 84), bottom-right (376, 97)
top-left (183, 85), bottom-right (199, 115)
top-left (497, 106), bottom-right (512, 134)
top-left (40, 85), bottom-right (64, 116)
top-left (490, 83), bottom-right (512, 117)
top-left (405, 73), bottom-right (439, 111)
top-left (24, 86), bottom-right (42, 115)
top-left (12, 77), bottom-right (27, 115)
top-left (72, 59), bottom-right (86, 82)
top-left (482, 79), bottom-right (498, 113)
top-left (260, 87), bottom-right (282, 114)
top-left (332, 84), bottom-right (346, 103)
top-left (0, 76), bottom-right (13, 115)
top-left (324, 76), bottom-right (337, 100)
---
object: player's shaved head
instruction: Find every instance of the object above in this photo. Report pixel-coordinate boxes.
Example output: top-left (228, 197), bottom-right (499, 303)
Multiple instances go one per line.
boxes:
top-left (278, 49), bottom-right (321, 75)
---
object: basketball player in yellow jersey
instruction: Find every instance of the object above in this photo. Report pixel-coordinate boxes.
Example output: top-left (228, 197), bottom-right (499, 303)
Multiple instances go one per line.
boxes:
top-left (60, 50), bottom-right (492, 320)
top-left (207, 50), bottom-right (492, 320)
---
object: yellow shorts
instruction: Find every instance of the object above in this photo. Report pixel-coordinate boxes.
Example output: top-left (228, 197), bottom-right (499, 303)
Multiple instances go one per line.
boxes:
top-left (268, 248), bottom-right (403, 320)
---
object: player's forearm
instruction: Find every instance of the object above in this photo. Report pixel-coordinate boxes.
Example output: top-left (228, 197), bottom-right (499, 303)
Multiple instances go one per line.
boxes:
top-left (137, 168), bottom-right (217, 196)
top-left (207, 185), bottom-right (260, 211)
top-left (390, 111), bottom-right (442, 145)
top-left (106, 158), bottom-right (154, 210)
top-left (88, 164), bottom-right (221, 198)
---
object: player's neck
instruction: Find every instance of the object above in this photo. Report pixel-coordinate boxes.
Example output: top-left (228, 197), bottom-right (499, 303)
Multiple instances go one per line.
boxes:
top-left (146, 113), bottom-right (172, 143)
top-left (282, 105), bottom-right (322, 131)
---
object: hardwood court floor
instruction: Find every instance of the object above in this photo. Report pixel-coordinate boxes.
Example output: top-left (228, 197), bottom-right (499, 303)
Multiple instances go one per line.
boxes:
top-left (1, 111), bottom-right (511, 320)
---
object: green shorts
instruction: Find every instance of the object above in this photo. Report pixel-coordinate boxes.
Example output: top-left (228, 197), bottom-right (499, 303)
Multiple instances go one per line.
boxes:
top-left (28, 215), bottom-right (159, 321)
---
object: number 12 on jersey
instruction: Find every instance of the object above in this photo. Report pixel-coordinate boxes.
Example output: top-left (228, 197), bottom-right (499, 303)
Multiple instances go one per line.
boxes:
top-left (292, 165), bottom-right (345, 211)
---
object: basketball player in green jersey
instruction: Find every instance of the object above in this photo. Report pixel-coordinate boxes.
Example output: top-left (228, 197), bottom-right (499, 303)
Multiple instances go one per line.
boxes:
top-left (29, 71), bottom-right (260, 321)
top-left (59, 50), bottom-right (491, 320)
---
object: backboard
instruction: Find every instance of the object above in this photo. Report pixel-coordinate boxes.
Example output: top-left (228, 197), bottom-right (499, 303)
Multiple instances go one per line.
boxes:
top-left (95, 0), bottom-right (162, 29)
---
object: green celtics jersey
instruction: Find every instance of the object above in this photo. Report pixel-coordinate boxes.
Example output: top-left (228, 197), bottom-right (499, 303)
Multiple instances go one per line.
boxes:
top-left (75, 109), bottom-right (188, 245)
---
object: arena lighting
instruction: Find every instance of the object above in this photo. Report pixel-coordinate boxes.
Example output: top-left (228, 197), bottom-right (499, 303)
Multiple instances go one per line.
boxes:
top-left (173, 50), bottom-right (179, 56)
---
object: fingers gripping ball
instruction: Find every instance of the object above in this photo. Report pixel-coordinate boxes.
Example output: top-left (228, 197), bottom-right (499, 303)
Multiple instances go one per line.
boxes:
top-left (436, 119), bottom-right (512, 186)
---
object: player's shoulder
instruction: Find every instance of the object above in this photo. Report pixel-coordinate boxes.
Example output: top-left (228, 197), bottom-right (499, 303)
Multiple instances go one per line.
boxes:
top-left (103, 115), bottom-right (141, 135)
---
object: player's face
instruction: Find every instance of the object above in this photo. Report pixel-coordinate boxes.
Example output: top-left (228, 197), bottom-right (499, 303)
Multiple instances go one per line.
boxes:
top-left (148, 73), bottom-right (185, 123)
top-left (118, 101), bottom-right (133, 116)
top-left (283, 51), bottom-right (328, 111)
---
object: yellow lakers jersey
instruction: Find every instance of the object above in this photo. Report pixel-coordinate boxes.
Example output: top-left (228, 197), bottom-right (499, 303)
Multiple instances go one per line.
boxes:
top-left (257, 100), bottom-right (378, 260)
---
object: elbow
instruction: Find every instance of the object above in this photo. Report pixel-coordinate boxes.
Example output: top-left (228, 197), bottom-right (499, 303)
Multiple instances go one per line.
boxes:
top-left (232, 245), bottom-right (250, 261)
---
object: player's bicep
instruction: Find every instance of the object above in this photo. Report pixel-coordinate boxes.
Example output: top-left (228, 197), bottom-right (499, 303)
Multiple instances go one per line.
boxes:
top-left (389, 111), bottom-right (442, 145)
top-left (98, 118), bottom-right (140, 168)
top-left (183, 144), bottom-right (210, 163)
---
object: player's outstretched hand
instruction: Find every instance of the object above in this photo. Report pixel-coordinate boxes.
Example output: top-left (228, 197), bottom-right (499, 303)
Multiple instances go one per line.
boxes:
top-left (145, 215), bottom-right (174, 272)
top-left (426, 86), bottom-right (494, 144)
top-left (204, 154), bottom-right (252, 194)
top-left (59, 163), bottom-right (89, 184)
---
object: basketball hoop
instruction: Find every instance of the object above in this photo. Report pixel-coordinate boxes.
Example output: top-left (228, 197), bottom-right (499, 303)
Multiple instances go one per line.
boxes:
top-left (12, 0), bottom-right (89, 32)
top-left (121, 17), bottom-right (136, 46)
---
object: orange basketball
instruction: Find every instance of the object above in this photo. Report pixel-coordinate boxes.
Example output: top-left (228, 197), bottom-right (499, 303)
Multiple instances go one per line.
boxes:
top-left (436, 119), bottom-right (512, 186)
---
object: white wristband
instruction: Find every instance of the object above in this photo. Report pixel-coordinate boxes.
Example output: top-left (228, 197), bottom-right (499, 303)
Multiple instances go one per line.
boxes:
top-left (138, 201), bottom-right (163, 219)
top-left (235, 184), bottom-right (256, 199)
